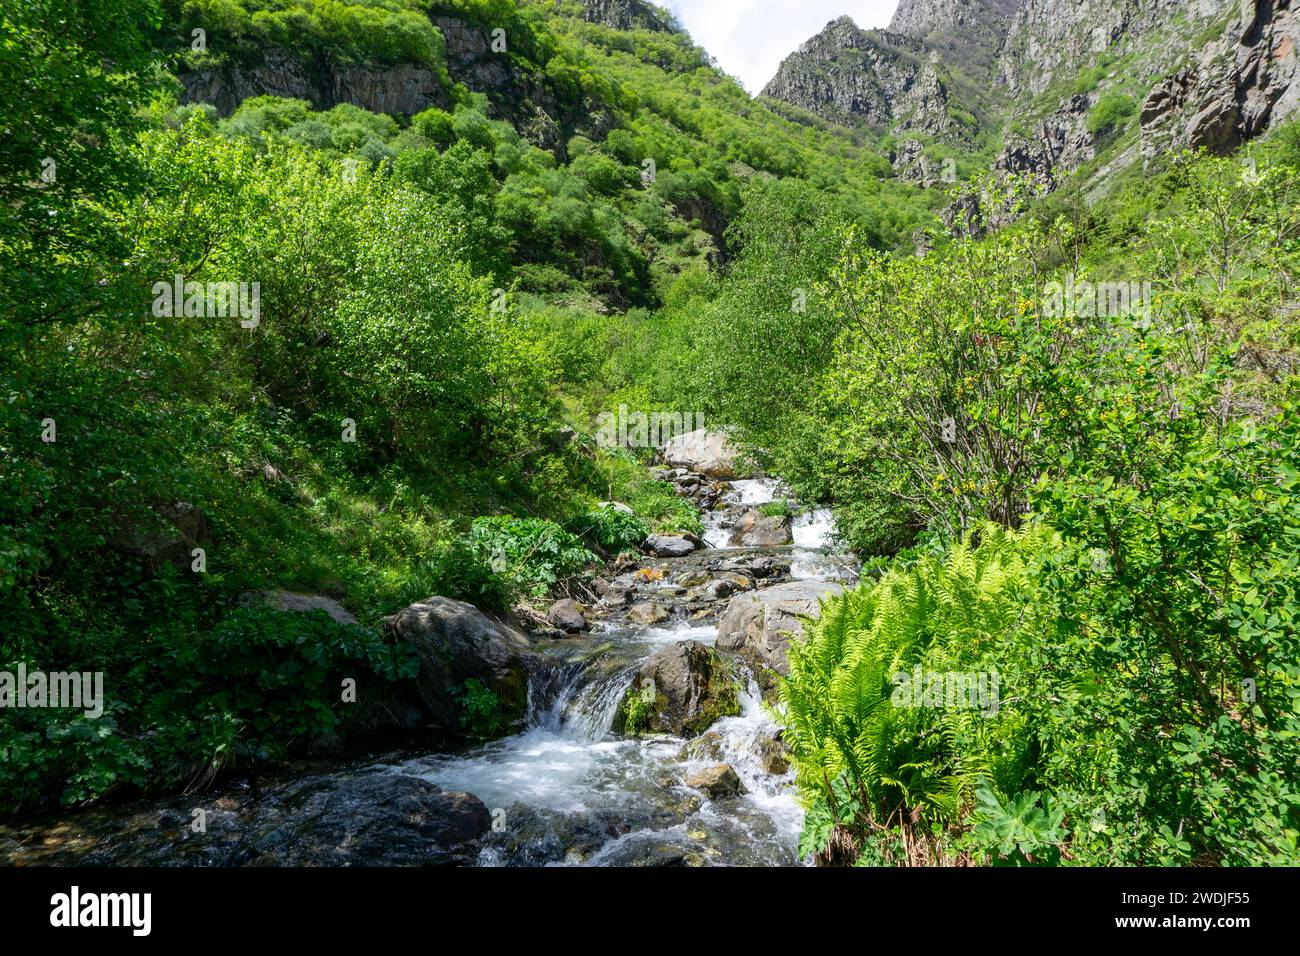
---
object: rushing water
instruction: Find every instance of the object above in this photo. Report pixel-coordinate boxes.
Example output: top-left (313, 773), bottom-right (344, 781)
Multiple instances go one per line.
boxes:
top-left (385, 638), bottom-right (803, 866)
top-left (0, 469), bottom-right (850, 867)
top-left (373, 476), bottom-right (848, 866)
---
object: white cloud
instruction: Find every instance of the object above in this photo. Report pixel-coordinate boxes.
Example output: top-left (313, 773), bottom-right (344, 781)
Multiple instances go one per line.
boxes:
top-left (664, 1), bottom-right (900, 94)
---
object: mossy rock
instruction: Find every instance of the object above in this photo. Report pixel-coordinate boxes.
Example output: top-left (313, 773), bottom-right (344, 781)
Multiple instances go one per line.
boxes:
top-left (613, 640), bottom-right (741, 738)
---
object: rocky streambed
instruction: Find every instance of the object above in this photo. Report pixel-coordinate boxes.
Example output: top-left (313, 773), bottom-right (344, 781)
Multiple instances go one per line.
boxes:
top-left (0, 434), bottom-right (858, 867)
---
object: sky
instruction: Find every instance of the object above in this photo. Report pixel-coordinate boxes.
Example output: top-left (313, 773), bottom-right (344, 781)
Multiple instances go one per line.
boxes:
top-left (663, 1), bottom-right (901, 94)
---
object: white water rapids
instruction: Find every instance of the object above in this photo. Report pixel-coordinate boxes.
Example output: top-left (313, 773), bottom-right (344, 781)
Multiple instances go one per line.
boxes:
top-left (381, 476), bottom-right (848, 865)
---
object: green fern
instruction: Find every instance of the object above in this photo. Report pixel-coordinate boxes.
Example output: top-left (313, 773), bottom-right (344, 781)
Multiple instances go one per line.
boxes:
top-left (780, 523), bottom-right (1053, 863)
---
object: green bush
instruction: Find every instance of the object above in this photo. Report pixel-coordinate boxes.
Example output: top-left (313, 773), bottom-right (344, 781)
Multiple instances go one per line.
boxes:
top-left (454, 678), bottom-right (508, 738)
top-left (1086, 92), bottom-right (1136, 134)
top-left (569, 504), bottom-right (651, 554)
top-left (466, 516), bottom-right (596, 598)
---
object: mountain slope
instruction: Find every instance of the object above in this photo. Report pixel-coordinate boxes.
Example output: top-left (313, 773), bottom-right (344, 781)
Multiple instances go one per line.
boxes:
top-left (762, 0), bottom-right (1300, 202)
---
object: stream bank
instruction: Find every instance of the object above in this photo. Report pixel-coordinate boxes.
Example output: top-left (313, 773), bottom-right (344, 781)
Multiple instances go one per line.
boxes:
top-left (0, 439), bottom-right (858, 867)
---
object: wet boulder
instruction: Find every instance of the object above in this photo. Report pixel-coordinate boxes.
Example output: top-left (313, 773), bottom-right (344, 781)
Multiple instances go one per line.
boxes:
top-left (684, 764), bottom-right (746, 800)
top-left (547, 598), bottom-right (590, 633)
top-left (238, 774), bottom-right (491, 866)
top-left (626, 601), bottom-right (670, 626)
top-left (728, 509), bottom-right (793, 548)
top-left (614, 640), bottom-right (741, 738)
top-left (383, 596), bottom-right (534, 738)
top-left (716, 581), bottom-right (844, 674)
top-left (645, 534), bottom-right (698, 557)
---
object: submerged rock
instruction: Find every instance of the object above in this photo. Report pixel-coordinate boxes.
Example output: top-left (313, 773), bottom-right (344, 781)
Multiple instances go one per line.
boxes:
top-left (238, 774), bottom-right (490, 866)
top-left (0, 772), bottom-right (490, 867)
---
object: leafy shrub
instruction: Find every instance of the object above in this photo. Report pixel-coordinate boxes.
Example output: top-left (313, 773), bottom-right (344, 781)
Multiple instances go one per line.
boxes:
top-left (1086, 92), bottom-right (1136, 134)
top-left (569, 504), bottom-right (650, 554)
top-left (454, 678), bottom-right (507, 738)
top-left (466, 516), bottom-right (596, 598)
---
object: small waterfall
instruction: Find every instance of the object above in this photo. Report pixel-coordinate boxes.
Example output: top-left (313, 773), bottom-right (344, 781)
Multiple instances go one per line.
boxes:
top-left (559, 668), bottom-right (638, 739)
top-left (526, 654), bottom-right (638, 740)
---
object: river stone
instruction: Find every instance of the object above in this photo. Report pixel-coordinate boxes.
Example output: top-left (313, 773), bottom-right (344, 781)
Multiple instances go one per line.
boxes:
top-left (678, 730), bottom-right (726, 763)
top-left (645, 534), bottom-right (697, 557)
top-left (717, 581), bottom-right (845, 674)
top-left (661, 429), bottom-right (744, 479)
top-left (239, 774), bottom-right (490, 866)
top-left (626, 601), bottom-right (669, 626)
top-left (754, 734), bottom-right (791, 775)
top-left (728, 509), bottom-right (793, 548)
top-left (383, 596), bottom-right (533, 738)
top-left (249, 590), bottom-right (358, 625)
top-left (547, 598), bottom-right (589, 633)
top-left (614, 640), bottom-right (740, 738)
top-left (684, 764), bottom-right (746, 800)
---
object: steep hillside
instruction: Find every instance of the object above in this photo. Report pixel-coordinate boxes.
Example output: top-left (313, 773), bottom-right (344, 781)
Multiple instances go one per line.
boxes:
top-left (763, 0), bottom-right (1300, 202)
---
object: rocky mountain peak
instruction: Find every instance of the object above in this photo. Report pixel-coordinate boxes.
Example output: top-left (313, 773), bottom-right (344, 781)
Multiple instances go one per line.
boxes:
top-left (581, 0), bottom-right (677, 33)
top-left (761, 15), bottom-right (961, 140)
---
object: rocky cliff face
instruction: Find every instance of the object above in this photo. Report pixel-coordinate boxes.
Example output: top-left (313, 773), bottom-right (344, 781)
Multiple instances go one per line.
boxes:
top-left (765, 0), bottom-right (1299, 199)
top-left (1140, 0), bottom-right (1300, 160)
top-left (760, 17), bottom-right (965, 141)
top-left (180, 50), bottom-right (447, 117)
top-left (890, 0), bottom-right (1024, 75)
top-left (581, 0), bottom-right (677, 32)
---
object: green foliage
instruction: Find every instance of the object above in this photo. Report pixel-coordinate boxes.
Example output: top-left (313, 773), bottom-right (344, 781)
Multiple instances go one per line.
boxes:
top-left (570, 504), bottom-right (651, 555)
top-left (174, 0), bottom-right (447, 68)
top-left (454, 678), bottom-right (507, 738)
top-left (970, 786), bottom-right (1068, 865)
top-left (781, 525), bottom-right (1046, 864)
top-left (1086, 92), bottom-right (1136, 135)
top-left (621, 687), bottom-right (651, 737)
top-left (758, 499), bottom-right (793, 519)
top-left (466, 516), bottom-right (596, 598)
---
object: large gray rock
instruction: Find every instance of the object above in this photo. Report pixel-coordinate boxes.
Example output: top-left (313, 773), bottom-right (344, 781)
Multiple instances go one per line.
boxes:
top-left (180, 48), bottom-right (447, 116)
top-left (249, 590), bottom-right (358, 625)
top-left (683, 764), bottom-right (746, 800)
top-left (717, 581), bottom-right (845, 674)
top-left (109, 501), bottom-right (210, 573)
top-left (645, 534), bottom-right (698, 557)
top-left (546, 599), bottom-right (589, 633)
top-left (383, 596), bottom-right (533, 738)
top-left (615, 640), bottom-right (740, 738)
top-left (661, 429), bottom-right (744, 480)
top-left (728, 509), bottom-right (794, 548)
